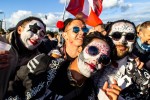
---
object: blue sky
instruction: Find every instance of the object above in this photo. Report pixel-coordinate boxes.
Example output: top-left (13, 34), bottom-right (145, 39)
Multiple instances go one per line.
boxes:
top-left (0, 0), bottom-right (150, 31)
top-left (0, 0), bottom-right (64, 16)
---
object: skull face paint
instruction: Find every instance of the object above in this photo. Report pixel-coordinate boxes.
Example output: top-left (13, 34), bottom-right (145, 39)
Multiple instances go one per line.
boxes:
top-left (108, 21), bottom-right (136, 58)
top-left (78, 38), bottom-right (110, 77)
top-left (20, 20), bottom-right (46, 50)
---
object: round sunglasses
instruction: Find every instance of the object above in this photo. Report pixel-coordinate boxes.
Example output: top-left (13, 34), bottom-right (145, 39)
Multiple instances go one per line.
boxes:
top-left (109, 32), bottom-right (136, 41)
top-left (88, 46), bottom-right (111, 66)
top-left (66, 26), bottom-right (89, 34)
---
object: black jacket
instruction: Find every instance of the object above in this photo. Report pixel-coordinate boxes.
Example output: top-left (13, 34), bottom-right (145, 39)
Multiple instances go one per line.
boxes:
top-left (132, 41), bottom-right (150, 71)
top-left (5, 54), bottom-right (97, 100)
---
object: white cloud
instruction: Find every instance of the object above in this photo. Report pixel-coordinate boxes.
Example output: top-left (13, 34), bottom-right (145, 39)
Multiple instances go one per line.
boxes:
top-left (7, 10), bottom-right (32, 28)
top-left (101, 2), bottom-right (150, 25)
top-left (6, 10), bottom-right (70, 31)
top-left (4, 1), bottom-right (150, 31)
top-left (120, 3), bottom-right (132, 12)
top-left (59, 0), bottom-right (70, 4)
top-left (42, 12), bottom-right (70, 31)
top-left (60, 0), bottom-right (130, 11)
top-left (103, 0), bottom-right (118, 8)
top-left (103, 0), bottom-right (132, 12)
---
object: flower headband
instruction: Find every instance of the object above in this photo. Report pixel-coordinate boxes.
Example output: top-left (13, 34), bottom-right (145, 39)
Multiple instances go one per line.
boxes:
top-left (56, 18), bottom-right (73, 32)
top-left (56, 21), bottom-right (64, 30)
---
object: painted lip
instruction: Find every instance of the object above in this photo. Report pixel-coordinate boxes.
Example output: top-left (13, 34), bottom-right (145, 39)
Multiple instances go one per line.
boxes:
top-left (29, 39), bottom-right (38, 45)
top-left (85, 62), bottom-right (95, 71)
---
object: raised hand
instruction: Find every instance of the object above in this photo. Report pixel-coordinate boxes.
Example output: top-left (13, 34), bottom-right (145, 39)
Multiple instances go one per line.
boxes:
top-left (134, 57), bottom-right (144, 69)
top-left (98, 79), bottom-right (122, 100)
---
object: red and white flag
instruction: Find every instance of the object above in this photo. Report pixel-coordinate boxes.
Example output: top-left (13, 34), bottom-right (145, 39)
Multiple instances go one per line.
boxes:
top-left (66, 0), bottom-right (103, 27)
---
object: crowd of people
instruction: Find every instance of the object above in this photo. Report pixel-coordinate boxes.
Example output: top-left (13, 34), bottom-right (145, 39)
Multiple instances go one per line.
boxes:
top-left (0, 16), bottom-right (149, 100)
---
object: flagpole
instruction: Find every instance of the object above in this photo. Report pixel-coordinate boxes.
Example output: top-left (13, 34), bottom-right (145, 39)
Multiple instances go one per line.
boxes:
top-left (62, 0), bottom-right (68, 21)
top-left (58, 0), bottom-right (68, 47)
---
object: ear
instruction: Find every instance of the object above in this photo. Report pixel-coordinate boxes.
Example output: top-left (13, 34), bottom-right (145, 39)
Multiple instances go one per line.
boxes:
top-left (62, 32), bottom-right (68, 41)
top-left (17, 26), bottom-right (23, 35)
top-left (138, 31), bottom-right (145, 43)
top-left (138, 31), bottom-right (144, 37)
top-left (137, 32), bottom-right (140, 37)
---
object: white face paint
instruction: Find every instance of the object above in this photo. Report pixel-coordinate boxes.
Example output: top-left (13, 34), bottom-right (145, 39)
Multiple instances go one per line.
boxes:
top-left (20, 20), bottom-right (45, 50)
top-left (108, 22), bottom-right (136, 58)
top-left (78, 39), bottom-right (110, 77)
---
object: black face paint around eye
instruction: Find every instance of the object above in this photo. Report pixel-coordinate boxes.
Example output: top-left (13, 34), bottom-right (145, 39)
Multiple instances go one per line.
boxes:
top-left (28, 23), bottom-right (41, 33)
top-left (88, 46), bottom-right (99, 56)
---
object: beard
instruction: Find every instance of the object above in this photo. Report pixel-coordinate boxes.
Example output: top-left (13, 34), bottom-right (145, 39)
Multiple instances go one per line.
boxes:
top-left (116, 46), bottom-right (129, 59)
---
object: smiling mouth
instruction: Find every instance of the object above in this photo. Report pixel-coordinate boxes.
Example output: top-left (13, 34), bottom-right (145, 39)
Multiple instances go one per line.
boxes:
top-left (77, 36), bottom-right (84, 40)
top-left (76, 37), bottom-right (83, 40)
top-left (116, 45), bottom-right (127, 51)
top-left (85, 62), bottom-right (96, 70)
top-left (29, 39), bottom-right (38, 45)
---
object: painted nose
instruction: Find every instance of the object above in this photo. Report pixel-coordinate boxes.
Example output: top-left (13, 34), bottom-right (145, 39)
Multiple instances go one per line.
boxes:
top-left (121, 36), bottom-right (127, 45)
top-left (33, 34), bottom-right (40, 40)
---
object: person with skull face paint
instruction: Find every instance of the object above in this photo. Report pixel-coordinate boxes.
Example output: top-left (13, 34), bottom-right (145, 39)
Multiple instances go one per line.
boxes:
top-left (4, 31), bottom-right (121, 100)
top-left (132, 21), bottom-right (150, 71)
top-left (94, 20), bottom-right (150, 100)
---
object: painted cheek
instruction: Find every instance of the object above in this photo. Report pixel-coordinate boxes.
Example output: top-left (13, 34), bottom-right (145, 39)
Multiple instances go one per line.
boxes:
top-left (21, 31), bottom-right (30, 42)
top-left (38, 31), bottom-right (45, 39)
top-left (39, 30), bottom-right (45, 38)
top-left (99, 45), bottom-right (109, 55)
top-left (97, 64), bottom-right (102, 70)
top-left (68, 37), bottom-right (73, 44)
top-left (112, 40), bottom-right (119, 45)
top-left (127, 42), bottom-right (134, 52)
top-left (85, 47), bottom-right (88, 54)
top-left (26, 31), bottom-right (33, 39)
top-left (69, 34), bottom-right (76, 44)
top-left (70, 41), bottom-right (73, 44)
top-left (34, 34), bottom-right (39, 39)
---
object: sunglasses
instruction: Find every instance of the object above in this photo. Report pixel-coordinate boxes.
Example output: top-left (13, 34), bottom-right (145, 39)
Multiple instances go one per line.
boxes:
top-left (109, 32), bottom-right (136, 41)
top-left (66, 26), bottom-right (89, 34)
top-left (88, 46), bottom-right (111, 66)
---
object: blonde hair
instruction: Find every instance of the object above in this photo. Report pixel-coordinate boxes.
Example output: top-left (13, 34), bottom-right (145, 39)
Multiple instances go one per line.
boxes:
top-left (136, 24), bottom-right (141, 33)
top-left (140, 21), bottom-right (150, 31)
